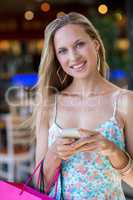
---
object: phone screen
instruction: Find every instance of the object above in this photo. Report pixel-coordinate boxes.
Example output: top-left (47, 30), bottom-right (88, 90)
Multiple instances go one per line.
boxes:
top-left (61, 128), bottom-right (80, 138)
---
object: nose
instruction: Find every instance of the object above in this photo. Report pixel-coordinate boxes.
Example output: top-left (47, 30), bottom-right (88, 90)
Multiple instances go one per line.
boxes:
top-left (69, 49), bottom-right (80, 62)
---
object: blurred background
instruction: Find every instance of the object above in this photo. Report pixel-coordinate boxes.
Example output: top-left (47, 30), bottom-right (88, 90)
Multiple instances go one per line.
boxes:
top-left (0, 0), bottom-right (133, 198)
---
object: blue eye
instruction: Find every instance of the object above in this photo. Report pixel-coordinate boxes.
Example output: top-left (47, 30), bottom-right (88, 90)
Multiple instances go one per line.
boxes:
top-left (58, 48), bottom-right (67, 55)
top-left (76, 42), bottom-right (85, 48)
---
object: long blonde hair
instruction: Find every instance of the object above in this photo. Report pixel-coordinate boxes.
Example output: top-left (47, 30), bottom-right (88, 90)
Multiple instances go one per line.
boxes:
top-left (32, 12), bottom-right (109, 130)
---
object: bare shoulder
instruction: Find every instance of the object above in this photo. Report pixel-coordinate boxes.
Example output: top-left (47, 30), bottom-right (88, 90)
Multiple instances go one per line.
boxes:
top-left (105, 79), bottom-right (133, 102)
top-left (118, 89), bottom-right (133, 119)
top-left (103, 80), bottom-right (133, 120)
top-left (119, 88), bottom-right (133, 102)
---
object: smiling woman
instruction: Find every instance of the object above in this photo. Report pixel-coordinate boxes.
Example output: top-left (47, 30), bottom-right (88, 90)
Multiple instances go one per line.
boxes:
top-left (54, 23), bottom-right (101, 79)
top-left (33, 12), bottom-right (133, 200)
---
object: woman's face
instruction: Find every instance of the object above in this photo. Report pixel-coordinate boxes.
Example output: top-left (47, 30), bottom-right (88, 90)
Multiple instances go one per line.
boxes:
top-left (54, 24), bottom-right (100, 79)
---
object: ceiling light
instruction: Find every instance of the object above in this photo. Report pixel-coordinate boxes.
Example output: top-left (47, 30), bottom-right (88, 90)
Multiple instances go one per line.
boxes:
top-left (98, 4), bottom-right (108, 15)
top-left (24, 10), bottom-right (34, 21)
top-left (41, 2), bottom-right (50, 12)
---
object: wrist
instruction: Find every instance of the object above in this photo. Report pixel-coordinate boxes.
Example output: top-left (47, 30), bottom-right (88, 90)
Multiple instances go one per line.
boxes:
top-left (114, 151), bottom-right (133, 177)
top-left (46, 148), bottom-right (62, 168)
top-left (108, 148), bottom-right (133, 176)
top-left (108, 147), bottom-right (129, 170)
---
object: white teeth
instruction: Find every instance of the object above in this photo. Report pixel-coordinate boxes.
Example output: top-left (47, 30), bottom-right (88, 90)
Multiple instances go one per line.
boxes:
top-left (72, 62), bottom-right (85, 69)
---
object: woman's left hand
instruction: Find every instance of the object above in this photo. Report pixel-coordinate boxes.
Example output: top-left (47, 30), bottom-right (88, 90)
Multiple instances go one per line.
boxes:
top-left (71, 128), bottom-right (118, 156)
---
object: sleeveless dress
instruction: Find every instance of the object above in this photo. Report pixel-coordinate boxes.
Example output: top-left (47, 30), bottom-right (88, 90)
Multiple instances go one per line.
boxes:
top-left (48, 90), bottom-right (126, 200)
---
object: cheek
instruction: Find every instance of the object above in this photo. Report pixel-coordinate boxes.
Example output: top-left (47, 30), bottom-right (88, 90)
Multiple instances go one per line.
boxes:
top-left (57, 55), bottom-right (68, 67)
top-left (85, 45), bottom-right (96, 56)
top-left (84, 46), bottom-right (97, 65)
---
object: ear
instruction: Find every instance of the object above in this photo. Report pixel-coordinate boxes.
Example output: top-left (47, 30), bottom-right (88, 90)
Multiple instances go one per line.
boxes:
top-left (93, 39), bottom-right (100, 52)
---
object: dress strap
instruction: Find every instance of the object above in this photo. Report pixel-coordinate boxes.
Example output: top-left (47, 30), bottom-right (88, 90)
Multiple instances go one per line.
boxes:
top-left (112, 90), bottom-right (122, 120)
top-left (54, 93), bottom-right (58, 123)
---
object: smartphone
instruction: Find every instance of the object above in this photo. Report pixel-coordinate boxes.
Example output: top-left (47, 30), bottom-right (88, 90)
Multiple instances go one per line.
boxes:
top-left (60, 128), bottom-right (80, 138)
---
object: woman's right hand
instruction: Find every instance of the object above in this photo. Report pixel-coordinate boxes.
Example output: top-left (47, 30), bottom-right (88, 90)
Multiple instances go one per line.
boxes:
top-left (49, 137), bottom-right (76, 161)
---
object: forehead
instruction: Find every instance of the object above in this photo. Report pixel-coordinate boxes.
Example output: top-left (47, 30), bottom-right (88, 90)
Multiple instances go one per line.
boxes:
top-left (54, 24), bottom-right (90, 48)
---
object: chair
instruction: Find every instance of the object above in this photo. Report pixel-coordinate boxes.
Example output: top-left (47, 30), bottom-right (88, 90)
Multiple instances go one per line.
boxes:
top-left (0, 113), bottom-right (35, 182)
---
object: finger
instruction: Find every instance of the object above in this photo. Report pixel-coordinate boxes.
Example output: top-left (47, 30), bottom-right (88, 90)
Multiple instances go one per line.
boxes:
top-left (79, 128), bottom-right (99, 138)
top-left (98, 140), bottom-right (115, 154)
top-left (58, 150), bottom-right (75, 158)
top-left (58, 138), bottom-right (76, 145)
top-left (83, 134), bottom-right (102, 144)
top-left (98, 141), bottom-right (107, 149)
top-left (76, 143), bottom-right (98, 153)
top-left (71, 136), bottom-right (99, 149)
top-left (77, 146), bottom-right (97, 153)
top-left (57, 145), bottom-right (75, 152)
top-left (71, 138), bottom-right (89, 149)
top-left (78, 142), bottom-right (98, 150)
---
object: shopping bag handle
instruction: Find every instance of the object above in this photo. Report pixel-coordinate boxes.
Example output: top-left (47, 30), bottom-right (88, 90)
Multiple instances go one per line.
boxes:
top-left (20, 159), bottom-right (43, 195)
top-left (26, 159), bottom-right (44, 186)
top-left (20, 159), bottom-right (61, 199)
top-left (36, 160), bottom-right (60, 194)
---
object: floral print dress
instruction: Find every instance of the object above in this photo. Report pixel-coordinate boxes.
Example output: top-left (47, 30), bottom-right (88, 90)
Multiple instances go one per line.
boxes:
top-left (48, 91), bottom-right (126, 200)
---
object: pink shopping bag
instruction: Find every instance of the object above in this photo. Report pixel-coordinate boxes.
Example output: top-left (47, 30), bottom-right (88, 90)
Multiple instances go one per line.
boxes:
top-left (0, 159), bottom-right (60, 200)
top-left (0, 181), bottom-right (53, 200)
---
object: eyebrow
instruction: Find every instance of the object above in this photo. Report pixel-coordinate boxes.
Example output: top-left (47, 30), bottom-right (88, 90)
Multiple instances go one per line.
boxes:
top-left (57, 39), bottom-right (82, 50)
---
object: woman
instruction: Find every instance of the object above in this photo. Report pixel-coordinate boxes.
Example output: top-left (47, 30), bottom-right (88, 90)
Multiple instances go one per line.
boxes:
top-left (34, 12), bottom-right (133, 199)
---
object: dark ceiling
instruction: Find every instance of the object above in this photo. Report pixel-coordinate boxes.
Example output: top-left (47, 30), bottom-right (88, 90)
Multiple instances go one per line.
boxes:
top-left (0, 0), bottom-right (94, 14)
top-left (0, 0), bottom-right (126, 14)
top-left (0, 0), bottom-right (127, 39)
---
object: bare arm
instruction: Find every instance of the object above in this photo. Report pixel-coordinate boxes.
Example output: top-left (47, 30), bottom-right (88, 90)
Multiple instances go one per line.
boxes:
top-left (121, 91), bottom-right (133, 186)
top-left (35, 102), bottom-right (61, 192)
top-left (108, 90), bottom-right (133, 187)
top-left (35, 95), bottom-right (85, 192)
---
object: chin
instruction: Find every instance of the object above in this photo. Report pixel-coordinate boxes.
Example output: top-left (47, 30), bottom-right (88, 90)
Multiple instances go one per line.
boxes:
top-left (72, 69), bottom-right (91, 79)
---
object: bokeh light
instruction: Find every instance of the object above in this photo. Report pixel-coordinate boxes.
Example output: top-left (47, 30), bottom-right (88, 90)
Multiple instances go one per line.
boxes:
top-left (116, 38), bottom-right (129, 51)
top-left (98, 4), bottom-right (108, 15)
top-left (41, 2), bottom-right (50, 12)
top-left (24, 10), bottom-right (34, 21)
top-left (115, 12), bottom-right (123, 21)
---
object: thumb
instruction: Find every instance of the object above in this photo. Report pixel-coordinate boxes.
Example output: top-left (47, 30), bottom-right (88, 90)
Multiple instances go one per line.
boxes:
top-left (79, 128), bottom-right (92, 138)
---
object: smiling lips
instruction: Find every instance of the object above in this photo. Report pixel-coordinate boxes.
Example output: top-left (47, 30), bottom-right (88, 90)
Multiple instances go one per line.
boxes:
top-left (70, 61), bottom-right (87, 72)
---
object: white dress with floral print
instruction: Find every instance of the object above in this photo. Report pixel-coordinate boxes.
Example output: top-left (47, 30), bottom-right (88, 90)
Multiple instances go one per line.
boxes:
top-left (48, 91), bottom-right (126, 200)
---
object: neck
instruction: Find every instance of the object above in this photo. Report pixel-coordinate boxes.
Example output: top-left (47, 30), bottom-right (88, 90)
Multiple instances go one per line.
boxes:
top-left (68, 72), bottom-right (106, 96)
